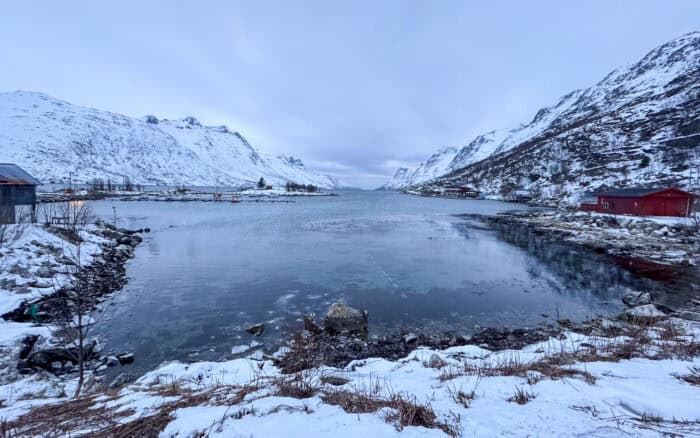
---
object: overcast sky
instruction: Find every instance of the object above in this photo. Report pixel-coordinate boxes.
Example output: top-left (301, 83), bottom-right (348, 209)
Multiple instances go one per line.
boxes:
top-left (1, 1), bottom-right (698, 188)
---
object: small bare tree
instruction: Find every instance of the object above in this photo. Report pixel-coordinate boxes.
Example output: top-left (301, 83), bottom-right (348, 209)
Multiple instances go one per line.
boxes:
top-left (52, 229), bottom-right (107, 398)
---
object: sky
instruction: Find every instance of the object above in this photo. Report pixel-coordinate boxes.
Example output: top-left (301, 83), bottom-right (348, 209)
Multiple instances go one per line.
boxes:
top-left (1, 1), bottom-right (699, 188)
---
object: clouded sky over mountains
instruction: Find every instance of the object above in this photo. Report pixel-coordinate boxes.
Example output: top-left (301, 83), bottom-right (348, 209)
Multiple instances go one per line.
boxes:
top-left (2, 1), bottom-right (699, 187)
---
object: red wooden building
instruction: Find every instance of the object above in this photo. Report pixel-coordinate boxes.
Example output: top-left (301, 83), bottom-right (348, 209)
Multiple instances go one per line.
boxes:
top-left (580, 187), bottom-right (696, 217)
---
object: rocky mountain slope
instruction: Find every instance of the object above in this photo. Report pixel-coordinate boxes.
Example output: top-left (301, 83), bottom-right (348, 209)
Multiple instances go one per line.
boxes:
top-left (0, 91), bottom-right (338, 188)
top-left (385, 32), bottom-right (700, 203)
top-left (381, 147), bottom-right (458, 190)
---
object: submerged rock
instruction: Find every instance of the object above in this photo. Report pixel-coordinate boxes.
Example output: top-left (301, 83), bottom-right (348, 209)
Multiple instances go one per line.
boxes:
top-left (323, 302), bottom-right (368, 337)
top-left (621, 291), bottom-right (652, 307)
top-left (246, 323), bottom-right (265, 336)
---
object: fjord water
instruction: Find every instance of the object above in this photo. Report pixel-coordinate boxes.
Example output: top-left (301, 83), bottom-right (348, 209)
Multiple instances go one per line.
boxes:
top-left (93, 191), bottom-right (656, 373)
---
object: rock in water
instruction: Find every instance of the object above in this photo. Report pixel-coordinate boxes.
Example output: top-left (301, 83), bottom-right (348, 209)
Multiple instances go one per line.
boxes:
top-left (323, 302), bottom-right (368, 337)
top-left (117, 352), bottom-right (135, 365)
top-left (621, 291), bottom-right (652, 307)
top-left (303, 314), bottom-right (322, 334)
top-left (246, 323), bottom-right (265, 336)
top-left (623, 304), bottom-right (667, 324)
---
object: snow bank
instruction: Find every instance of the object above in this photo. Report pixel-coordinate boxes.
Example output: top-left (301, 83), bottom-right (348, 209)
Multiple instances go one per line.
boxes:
top-left (3, 319), bottom-right (699, 437)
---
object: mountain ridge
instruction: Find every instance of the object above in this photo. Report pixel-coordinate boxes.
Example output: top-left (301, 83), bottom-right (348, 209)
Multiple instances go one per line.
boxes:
top-left (383, 31), bottom-right (700, 202)
top-left (0, 90), bottom-right (338, 188)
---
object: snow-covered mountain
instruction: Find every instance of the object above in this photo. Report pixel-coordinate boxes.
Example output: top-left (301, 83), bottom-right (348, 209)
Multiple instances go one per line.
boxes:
top-left (380, 147), bottom-right (458, 189)
top-left (0, 91), bottom-right (338, 188)
top-left (385, 32), bottom-right (700, 203)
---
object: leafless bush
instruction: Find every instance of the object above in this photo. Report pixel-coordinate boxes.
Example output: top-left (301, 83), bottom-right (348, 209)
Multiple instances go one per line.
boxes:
top-left (37, 202), bottom-right (95, 230)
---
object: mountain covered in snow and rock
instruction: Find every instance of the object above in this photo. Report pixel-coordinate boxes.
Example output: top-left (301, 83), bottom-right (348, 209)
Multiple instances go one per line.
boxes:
top-left (0, 91), bottom-right (338, 188)
top-left (381, 147), bottom-right (459, 190)
top-left (383, 32), bottom-right (700, 203)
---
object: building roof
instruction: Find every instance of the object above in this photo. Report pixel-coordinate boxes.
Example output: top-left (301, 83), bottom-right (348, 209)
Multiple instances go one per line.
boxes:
top-left (0, 163), bottom-right (41, 185)
top-left (592, 187), bottom-right (692, 197)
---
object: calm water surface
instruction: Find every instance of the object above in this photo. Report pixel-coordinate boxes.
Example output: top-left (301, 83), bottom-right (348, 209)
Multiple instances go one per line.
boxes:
top-left (91, 191), bottom-right (664, 374)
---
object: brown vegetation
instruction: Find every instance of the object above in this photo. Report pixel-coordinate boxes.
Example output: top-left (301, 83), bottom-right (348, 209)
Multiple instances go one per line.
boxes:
top-left (321, 389), bottom-right (460, 436)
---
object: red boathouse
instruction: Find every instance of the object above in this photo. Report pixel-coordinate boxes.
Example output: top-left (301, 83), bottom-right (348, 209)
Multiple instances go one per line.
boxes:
top-left (580, 187), bottom-right (696, 217)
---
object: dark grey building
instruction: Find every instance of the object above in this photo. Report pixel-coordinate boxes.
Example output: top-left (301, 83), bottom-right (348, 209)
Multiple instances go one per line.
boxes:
top-left (0, 164), bottom-right (40, 224)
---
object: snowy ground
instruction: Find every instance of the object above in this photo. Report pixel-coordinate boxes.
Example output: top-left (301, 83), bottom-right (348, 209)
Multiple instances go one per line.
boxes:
top-left (0, 224), bottom-right (121, 407)
top-left (0, 224), bottom-right (107, 316)
top-left (1, 317), bottom-right (699, 437)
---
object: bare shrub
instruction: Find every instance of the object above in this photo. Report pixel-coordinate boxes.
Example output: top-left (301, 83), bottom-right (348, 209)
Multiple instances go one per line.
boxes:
top-left (507, 386), bottom-right (536, 405)
top-left (37, 202), bottom-right (95, 229)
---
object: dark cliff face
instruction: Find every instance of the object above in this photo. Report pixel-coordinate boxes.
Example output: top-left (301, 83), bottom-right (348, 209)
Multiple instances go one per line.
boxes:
top-left (419, 32), bottom-right (700, 203)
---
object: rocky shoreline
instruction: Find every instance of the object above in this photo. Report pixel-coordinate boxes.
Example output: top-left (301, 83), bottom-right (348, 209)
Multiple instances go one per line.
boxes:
top-left (482, 210), bottom-right (699, 267)
top-left (0, 222), bottom-right (147, 383)
top-left (271, 298), bottom-right (683, 375)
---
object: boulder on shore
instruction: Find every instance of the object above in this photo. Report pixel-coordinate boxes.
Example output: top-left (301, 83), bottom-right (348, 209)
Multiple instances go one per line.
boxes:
top-left (323, 302), bottom-right (368, 337)
top-left (303, 314), bottom-right (323, 334)
top-left (623, 304), bottom-right (667, 324)
top-left (621, 291), bottom-right (652, 307)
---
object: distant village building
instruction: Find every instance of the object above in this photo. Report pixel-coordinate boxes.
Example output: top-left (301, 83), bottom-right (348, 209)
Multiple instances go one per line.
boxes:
top-left (0, 164), bottom-right (40, 224)
top-left (419, 185), bottom-right (480, 199)
top-left (580, 187), bottom-right (696, 217)
top-left (442, 186), bottom-right (480, 199)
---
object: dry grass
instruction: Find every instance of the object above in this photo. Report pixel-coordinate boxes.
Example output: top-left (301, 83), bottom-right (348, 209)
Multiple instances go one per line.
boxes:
top-left (442, 354), bottom-right (596, 386)
top-left (2, 383), bottom-right (262, 438)
top-left (440, 320), bottom-right (699, 388)
top-left (657, 321), bottom-right (686, 341)
top-left (675, 366), bottom-right (700, 387)
top-left (507, 386), bottom-right (536, 405)
top-left (0, 392), bottom-right (131, 437)
top-left (447, 386), bottom-right (476, 408)
top-left (321, 389), bottom-right (460, 437)
top-left (274, 374), bottom-right (319, 399)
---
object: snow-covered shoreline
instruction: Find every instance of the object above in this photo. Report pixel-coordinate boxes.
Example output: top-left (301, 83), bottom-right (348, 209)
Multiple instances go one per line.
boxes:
top-left (0, 222), bottom-right (145, 405)
top-left (36, 188), bottom-right (338, 204)
top-left (1, 315), bottom-right (699, 437)
top-left (486, 210), bottom-right (700, 267)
